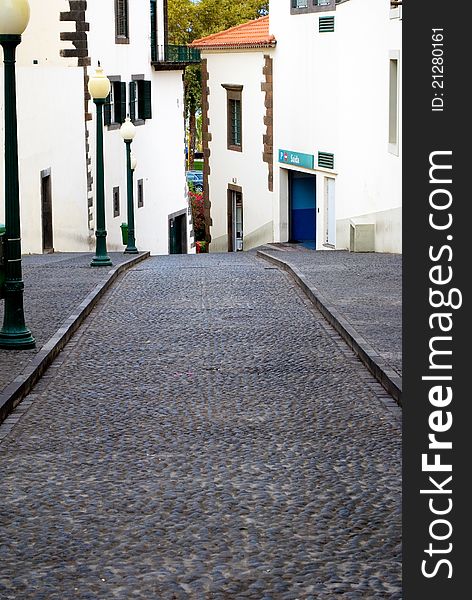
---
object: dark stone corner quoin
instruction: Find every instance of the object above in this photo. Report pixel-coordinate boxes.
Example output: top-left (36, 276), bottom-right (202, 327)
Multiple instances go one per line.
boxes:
top-left (59, 1), bottom-right (90, 67)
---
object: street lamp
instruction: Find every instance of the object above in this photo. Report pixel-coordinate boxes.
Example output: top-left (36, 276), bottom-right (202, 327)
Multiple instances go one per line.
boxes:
top-left (88, 63), bottom-right (112, 267)
top-left (0, 0), bottom-right (35, 349)
top-left (120, 117), bottom-right (138, 254)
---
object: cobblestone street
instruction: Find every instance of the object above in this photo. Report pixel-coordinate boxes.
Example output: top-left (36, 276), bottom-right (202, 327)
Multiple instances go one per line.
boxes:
top-left (0, 253), bottom-right (401, 599)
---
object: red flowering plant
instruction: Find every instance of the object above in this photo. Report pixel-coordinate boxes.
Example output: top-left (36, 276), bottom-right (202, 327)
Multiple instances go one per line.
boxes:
top-left (189, 190), bottom-right (206, 250)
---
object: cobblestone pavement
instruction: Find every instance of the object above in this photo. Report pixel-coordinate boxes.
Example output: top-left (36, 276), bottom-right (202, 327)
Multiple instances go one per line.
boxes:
top-left (0, 253), bottom-right (402, 599)
top-left (0, 253), bottom-right (137, 394)
top-left (259, 247), bottom-right (402, 377)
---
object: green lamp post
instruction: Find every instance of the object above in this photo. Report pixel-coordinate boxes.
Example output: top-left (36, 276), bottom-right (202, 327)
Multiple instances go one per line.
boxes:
top-left (120, 117), bottom-right (138, 254)
top-left (88, 64), bottom-right (112, 267)
top-left (0, 0), bottom-right (35, 349)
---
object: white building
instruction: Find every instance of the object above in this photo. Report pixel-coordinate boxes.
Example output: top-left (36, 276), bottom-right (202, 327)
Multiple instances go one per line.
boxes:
top-left (192, 16), bottom-right (276, 253)
top-left (1, 0), bottom-right (197, 255)
top-left (193, 0), bottom-right (402, 253)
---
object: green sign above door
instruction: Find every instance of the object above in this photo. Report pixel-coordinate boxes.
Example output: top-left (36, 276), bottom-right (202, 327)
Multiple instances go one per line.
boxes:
top-left (278, 149), bottom-right (314, 170)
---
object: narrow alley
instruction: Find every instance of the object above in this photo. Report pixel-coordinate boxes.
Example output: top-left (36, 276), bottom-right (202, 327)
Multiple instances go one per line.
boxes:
top-left (0, 253), bottom-right (401, 599)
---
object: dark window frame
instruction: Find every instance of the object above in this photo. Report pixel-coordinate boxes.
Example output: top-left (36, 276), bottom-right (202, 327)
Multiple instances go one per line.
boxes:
top-left (104, 76), bottom-right (126, 129)
top-left (222, 84), bottom-right (243, 152)
top-left (115, 0), bottom-right (130, 44)
top-left (113, 186), bottom-right (120, 218)
top-left (137, 179), bottom-right (144, 208)
top-left (291, 0), bottom-right (336, 15)
top-left (130, 75), bottom-right (152, 124)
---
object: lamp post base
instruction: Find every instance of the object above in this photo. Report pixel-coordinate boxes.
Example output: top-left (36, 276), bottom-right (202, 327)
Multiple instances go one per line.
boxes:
top-left (124, 246), bottom-right (139, 254)
top-left (90, 255), bottom-right (113, 268)
top-left (0, 328), bottom-right (35, 350)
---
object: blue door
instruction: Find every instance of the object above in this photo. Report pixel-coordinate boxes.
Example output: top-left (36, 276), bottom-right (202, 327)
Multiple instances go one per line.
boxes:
top-left (290, 171), bottom-right (316, 246)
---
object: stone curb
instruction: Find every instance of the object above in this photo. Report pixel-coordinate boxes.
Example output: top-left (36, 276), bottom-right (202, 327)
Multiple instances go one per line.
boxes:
top-left (0, 252), bottom-right (150, 424)
top-left (257, 250), bottom-right (402, 406)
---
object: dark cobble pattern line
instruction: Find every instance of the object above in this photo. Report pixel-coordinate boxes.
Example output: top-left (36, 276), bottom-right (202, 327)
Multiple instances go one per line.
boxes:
top-left (0, 253), bottom-right (401, 599)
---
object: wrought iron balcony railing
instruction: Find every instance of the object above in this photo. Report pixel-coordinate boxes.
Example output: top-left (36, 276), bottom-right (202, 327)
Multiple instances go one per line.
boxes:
top-left (151, 45), bottom-right (201, 69)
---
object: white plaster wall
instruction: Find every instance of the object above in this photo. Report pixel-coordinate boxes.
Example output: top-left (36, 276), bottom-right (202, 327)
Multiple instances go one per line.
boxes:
top-left (17, 0), bottom-right (77, 68)
top-left (0, 66), bottom-right (88, 253)
top-left (270, 0), bottom-right (402, 253)
top-left (204, 50), bottom-right (274, 252)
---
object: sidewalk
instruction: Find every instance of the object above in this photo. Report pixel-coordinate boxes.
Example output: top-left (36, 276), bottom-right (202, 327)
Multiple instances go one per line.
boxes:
top-left (257, 244), bottom-right (402, 404)
top-left (0, 252), bottom-right (149, 423)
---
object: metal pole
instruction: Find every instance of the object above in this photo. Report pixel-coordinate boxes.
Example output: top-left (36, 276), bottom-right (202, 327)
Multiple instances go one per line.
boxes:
top-left (91, 98), bottom-right (112, 267)
top-left (124, 140), bottom-right (138, 254)
top-left (0, 35), bottom-right (35, 349)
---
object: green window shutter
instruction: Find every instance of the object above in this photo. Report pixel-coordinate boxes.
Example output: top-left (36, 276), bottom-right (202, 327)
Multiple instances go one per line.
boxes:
top-left (116, 81), bottom-right (127, 123)
top-left (104, 94), bottom-right (112, 126)
top-left (150, 0), bottom-right (157, 61)
top-left (129, 81), bottom-right (136, 121)
top-left (138, 80), bottom-right (152, 120)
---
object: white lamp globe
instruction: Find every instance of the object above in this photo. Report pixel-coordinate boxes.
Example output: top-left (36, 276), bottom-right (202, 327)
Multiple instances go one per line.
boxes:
top-left (88, 64), bottom-right (111, 100)
top-left (131, 153), bottom-right (138, 171)
top-left (120, 117), bottom-right (136, 141)
top-left (0, 0), bottom-right (30, 35)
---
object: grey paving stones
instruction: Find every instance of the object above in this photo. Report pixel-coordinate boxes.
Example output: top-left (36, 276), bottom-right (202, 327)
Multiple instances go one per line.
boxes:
top-left (0, 252), bottom-right (148, 423)
top-left (0, 253), bottom-right (401, 598)
top-left (258, 246), bottom-right (402, 377)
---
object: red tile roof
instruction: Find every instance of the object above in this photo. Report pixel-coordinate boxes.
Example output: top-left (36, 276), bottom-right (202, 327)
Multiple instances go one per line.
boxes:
top-left (191, 16), bottom-right (275, 50)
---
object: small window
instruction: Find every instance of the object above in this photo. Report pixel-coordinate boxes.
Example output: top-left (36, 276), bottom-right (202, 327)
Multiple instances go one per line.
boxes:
top-left (113, 187), bottom-right (120, 218)
top-left (129, 78), bottom-right (152, 124)
top-left (389, 52), bottom-right (400, 155)
top-left (115, 0), bottom-right (129, 43)
top-left (229, 100), bottom-right (242, 147)
top-left (137, 179), bottom-right (144, 208)
top-left (104, 79), bottom-right (126, 127)
top-left (291, 0), bottom-right (335, 14)
top-left (222, 85), bottom-right (243, 152)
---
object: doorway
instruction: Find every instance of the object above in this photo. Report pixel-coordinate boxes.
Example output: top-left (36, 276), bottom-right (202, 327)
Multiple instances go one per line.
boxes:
top-left (41, 169), bottom-right (53, 253)
top-left (169, 210), bottom-right (188, 254)
top-left (227, 186), bottom-right (243, 252)
top-left (289, 171), bottom-right (316, 247)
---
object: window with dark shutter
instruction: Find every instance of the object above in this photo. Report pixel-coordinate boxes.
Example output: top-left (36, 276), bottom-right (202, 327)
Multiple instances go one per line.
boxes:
top-left (104, 89), bottom-right (113, 126)
top-left (105, 79), bottom-right (127, 128)
top-left (115, 0), bottom-right (129, 43)
top-left (150, 0), bottom-right (157, 62)
top-left (115, 81), bottom-right (127, 124)
top-left (129, 81), bottom-right (137, 122)
top-left (138, 80), bottom-right (152, 120)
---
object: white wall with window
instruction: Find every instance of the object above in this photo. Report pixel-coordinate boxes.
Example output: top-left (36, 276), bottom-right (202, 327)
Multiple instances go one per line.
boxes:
top-left (271, 0), bottom-right (402, 253)
top-left (86, 0), bottom-right (189, 255)
top-left (1, 0), bottom-right (190, 255)
top-left (201, 50), bottom-right (275, 253)
top-left (0, 0), bottom-right (89, 253)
